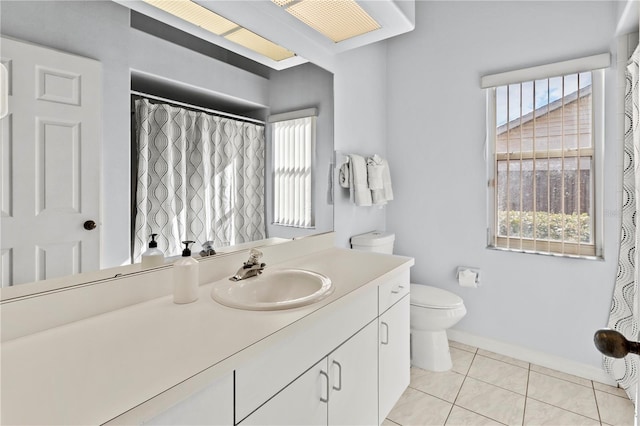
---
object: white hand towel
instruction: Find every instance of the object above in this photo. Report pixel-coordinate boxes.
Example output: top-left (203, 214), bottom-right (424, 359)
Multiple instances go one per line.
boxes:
top-left (367, 154), bottom-right (384, 190)
top-left (339, 161), bottom-right (350, 188)
top-left (368, 154), bottom-right (387, 205)
top-left (349, 154), bottom-right (372, 206)
top-left (382, 159), bottom-right (394, 201)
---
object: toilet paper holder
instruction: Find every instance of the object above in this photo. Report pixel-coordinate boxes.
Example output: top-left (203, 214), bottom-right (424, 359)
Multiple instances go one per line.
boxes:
top-left (456, 266), bottom-right (481, 286)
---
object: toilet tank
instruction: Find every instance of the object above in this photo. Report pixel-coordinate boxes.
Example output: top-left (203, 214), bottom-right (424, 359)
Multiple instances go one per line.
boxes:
top-left (350, 231), bottom-right (395, 254)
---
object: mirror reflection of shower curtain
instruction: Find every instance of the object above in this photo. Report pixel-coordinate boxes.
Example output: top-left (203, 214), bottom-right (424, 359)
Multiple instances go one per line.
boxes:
top-left (132, 98), bottom-right (265, 262)
top-left (605, 44), bottom-right (640, 403)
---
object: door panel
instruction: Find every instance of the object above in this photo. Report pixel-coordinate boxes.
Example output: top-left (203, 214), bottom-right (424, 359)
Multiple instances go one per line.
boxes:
top-left (0, 36), bottom-right (101, 286)
top-left (379, 296), bottom-right (410, 421)
top-left (239, 358), bottom-right (328, 426)
top-left (328, 320), bottom-right (378, 425)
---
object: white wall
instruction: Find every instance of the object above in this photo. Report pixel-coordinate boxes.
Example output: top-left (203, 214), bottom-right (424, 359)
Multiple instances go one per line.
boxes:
top-left (385, 1), bottom-right (620, 368)
top-left (333, 43), bottom-right (390, 247)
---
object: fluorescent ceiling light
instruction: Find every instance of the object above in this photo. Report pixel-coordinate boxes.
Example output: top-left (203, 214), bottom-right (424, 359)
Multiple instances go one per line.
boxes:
top-left (225, 28), bottom-right (296, 62)
top-left (272, 0), bottom-right (381, 43)
top-left (143, 0), bottom-right (237, 35)
top-left (143, 0), bottom-right (295, 61)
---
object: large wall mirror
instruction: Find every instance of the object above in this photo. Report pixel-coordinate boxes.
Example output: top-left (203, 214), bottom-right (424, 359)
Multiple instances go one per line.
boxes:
top-left (0, 0), bottom-right (334, 294)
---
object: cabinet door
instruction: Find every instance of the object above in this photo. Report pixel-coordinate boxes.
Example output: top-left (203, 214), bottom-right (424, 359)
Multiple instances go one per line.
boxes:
top-left (379, 295), bottom-right (410, 422)
top-left (239, 359), bottom-right (329, 426)
top-left (328, 320), bottom-right (378, 426)
top-left (144, 372), bottom-right (233, 425)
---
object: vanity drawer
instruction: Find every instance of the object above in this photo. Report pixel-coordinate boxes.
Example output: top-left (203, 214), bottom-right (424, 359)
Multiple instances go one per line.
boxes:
top-left (378, 270), bottom-right (410, 314)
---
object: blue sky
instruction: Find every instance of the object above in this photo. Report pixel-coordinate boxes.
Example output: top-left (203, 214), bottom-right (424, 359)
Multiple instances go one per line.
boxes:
top-left (496, 72), bottom-right (592, 126)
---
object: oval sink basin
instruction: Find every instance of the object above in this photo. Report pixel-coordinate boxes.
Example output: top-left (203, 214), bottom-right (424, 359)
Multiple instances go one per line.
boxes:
top-left (210, 268), bottom-right (333, 311)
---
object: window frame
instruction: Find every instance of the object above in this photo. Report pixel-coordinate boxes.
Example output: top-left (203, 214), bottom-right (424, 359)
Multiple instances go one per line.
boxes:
top-left (270, 110), bottom-right (317, 229)
top-left (486, 68), bottom-right (605, 259)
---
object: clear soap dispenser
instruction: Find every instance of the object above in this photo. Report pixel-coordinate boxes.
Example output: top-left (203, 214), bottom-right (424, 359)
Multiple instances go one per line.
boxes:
top-left (141, 233), bottom-right (164, 269)
top-left (173, 240), bottom-right (199, 304)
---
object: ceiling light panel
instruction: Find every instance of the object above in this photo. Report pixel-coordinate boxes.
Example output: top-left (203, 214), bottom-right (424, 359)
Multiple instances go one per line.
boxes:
top-left (143, 0), bottom-right (237, 35)
top-left (274, 0), bottom-right (381, 43)
top-left (225, 28), bottom-right (296, 61)
top-left (142, 0), bottom-right (296, 62)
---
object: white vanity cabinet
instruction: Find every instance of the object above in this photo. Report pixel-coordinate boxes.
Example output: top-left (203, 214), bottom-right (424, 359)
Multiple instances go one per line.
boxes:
top-left (143, 371), bottom-right (234, 425)
top-left (2, 234), bottom-right (415, 426)
top-left (378, 295), bottom-right (410, 421)
top-left (240, 320), bottom-right (378, 426)
top-left (141, 269), bottom-right (409, 426)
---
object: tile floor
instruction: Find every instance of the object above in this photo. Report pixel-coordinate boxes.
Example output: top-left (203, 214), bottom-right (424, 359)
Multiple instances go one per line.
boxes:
top-left (385, 341), bottom-right (635, 426)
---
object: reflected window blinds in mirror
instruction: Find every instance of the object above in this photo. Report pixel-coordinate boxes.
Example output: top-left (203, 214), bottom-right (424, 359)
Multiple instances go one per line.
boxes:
top-left (132, 95), bottom-right (266, 262)
top-left (270, 109), bottom-right (317, 229)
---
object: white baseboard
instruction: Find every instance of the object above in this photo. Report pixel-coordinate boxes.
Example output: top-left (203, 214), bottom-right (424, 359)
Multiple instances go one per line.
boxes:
top-left (447, 329), bottom-right (617, 386)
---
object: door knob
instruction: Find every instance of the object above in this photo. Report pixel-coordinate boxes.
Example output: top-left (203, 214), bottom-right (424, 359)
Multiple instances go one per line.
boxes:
top-left (594, 329), bottom-right (640, 358)
top-left (83, 220), bottom-right (97, 230)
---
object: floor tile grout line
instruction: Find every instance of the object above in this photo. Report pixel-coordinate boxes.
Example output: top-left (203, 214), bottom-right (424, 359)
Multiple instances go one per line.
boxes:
top-left (451, 350), bottom-right (476, 406)
top-left (443, 346), bottom-right (476, 425)
top-left (594, 387), bottom-right (634, 401)
top-left (521, 363), bottom-right (531, 426)
top-left (476, 353), bottom-right (531, 370)
top-left (529, 368), bottom-right (596, 390)
top-left (408, 384), bottom-right (459, 406)
top-left (453, 351), bottom-right (513, 426)
top-left (525, 394), bottom-right (603, 423)
top-left (591, 379), bottom-right (603, 425)
top-left (465, 376), bottom-right (527, 397)
top-left (442, 399), bottom-right (455, 425)
top-left (451, 404), bottom-right (511, 426)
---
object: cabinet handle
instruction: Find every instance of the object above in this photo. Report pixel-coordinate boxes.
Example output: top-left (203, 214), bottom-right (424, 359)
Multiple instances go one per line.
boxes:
top-left (332, 360), bottom-right (342, 391)
top-left (320, 370), bottom-right (329, 403)
top-left (391, 285), bottom-right (405, 294)
top-left (381, 322), bottom-right (390, 345)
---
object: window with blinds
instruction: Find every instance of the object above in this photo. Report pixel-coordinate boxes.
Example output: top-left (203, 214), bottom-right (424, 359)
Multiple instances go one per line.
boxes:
top-left (489, 71), bottom-right (602, 257)
top-left (272, 115), bottom-right (316, 228)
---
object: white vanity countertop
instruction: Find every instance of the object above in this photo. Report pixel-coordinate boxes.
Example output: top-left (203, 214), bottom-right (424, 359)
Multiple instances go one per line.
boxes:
top-left (1, 247), bottom-right (413, 425)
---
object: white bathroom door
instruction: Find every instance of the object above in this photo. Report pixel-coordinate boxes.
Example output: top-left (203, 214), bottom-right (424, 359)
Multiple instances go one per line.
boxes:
top-left (0, 36), bottom-right (102, 287)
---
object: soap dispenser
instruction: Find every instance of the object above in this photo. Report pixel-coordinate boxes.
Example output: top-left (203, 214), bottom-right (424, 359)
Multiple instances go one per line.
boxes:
top-left (173, 240), bottom-right (199, 304)
top-left (141, 233), bottom-right (164, 269)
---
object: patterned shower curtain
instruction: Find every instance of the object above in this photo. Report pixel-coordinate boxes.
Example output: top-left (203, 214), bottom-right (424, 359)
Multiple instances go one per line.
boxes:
top-left (605, 44), bottom-right (640, 402)
top-left (133, 98), bottom-right (266, 262)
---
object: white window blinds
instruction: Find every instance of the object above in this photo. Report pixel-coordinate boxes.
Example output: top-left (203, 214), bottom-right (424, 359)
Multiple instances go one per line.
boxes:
top-left (484, 56), bottom-right (607, 258)
top-left (272, 115), bottom-right (316, 228)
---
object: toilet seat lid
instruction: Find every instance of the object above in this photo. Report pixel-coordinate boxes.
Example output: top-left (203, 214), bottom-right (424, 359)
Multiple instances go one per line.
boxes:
top-left (410, 284), bottom-right (464, 309)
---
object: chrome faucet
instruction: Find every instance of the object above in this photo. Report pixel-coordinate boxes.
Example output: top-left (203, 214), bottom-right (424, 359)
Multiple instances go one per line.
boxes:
top-left (230, 249), bottom-right (266, 281)
top-left (199, 241), bottom-right (217, 257)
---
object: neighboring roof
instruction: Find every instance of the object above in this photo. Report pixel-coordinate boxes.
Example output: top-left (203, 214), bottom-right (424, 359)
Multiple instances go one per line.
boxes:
top-left (497, 84), bottom-right (592, 135)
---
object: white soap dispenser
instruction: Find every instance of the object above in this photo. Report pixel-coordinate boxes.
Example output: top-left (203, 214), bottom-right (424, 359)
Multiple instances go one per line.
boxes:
top-left (141, 233), bottom-right (164, 269)
top-left (173, 240), bottom-right (199, 304)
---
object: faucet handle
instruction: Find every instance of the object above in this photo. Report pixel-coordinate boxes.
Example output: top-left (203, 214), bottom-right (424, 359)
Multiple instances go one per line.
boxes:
top-left (248, 248), bottom-right (263, 262)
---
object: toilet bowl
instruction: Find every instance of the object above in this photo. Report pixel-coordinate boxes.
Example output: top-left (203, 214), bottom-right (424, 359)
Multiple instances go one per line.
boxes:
top-left (350, 231), bottom-right (467, 372)
top-left (410, 284), bottom-right (466, 372)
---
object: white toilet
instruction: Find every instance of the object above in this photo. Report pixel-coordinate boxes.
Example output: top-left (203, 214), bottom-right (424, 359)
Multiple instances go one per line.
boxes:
top-left (350, 231), bottom-right (467, 372)
top-left (409, 283), bottom-right (466, 371)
